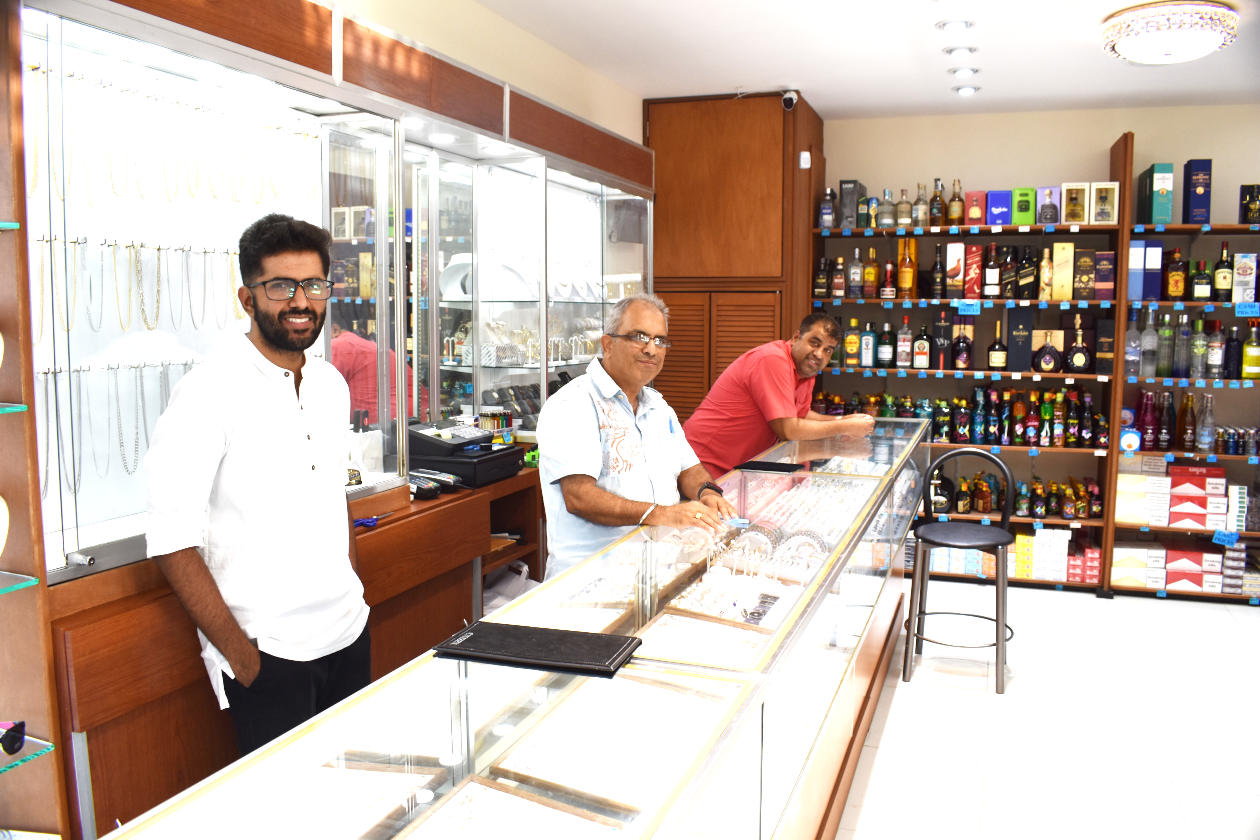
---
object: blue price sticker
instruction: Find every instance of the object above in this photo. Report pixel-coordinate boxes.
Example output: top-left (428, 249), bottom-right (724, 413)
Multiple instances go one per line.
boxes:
top-left (1252, 225), bottom-right (1260, 232)
top-left (1134, 224), bottom-right (1145, 233)
top-left (1247, 381), bottom-right (1256, 389)
top-left (1178, 379), bottom-right (1189, 387)
top-left (1157, 590), bottom-right (1167, 598)
top-left (1005, 300), bottom-right (1016, 309)
top-left (1205, 304), bottom-right (1215, 312)
top-left (354, 297), bottom-right (363, 304)
top-left (883, 301), bottom-right (893, 309)
top-left (833, 298), bottom-right (843, 306)
top-left (1033, 521), bottom-right (1044, 530)
top-left (1251, 598), bottom-right (1260, 606)
top-left (831, 367), bottom-right (840, 375)
top-left (1148, 301), bottom-right (1159, 311)
top-left (1213, 380), bottom-right (1223, 387)
top-left (1139, 525), bottom-right (1150, 531)
top-left (1164, 453), bottom-right (1174, 462)
top-left (981, 517), bottom-right (991, 526)
top-left (958, 301), bottom-right (981, 315)
top-left (1124, 450), bottom-right (1136, 458)
top-left (990, 446), bottom-right (1001, 455)
top-left (842, 228), bottom-right (852, 237)
top-left (876, 369), bottom-right (887, 377)
top-left (935, 371), bottom-right (944, 379)
top-left (897, 370), bottom-right (907, 378)
top-left (949, 226), bottom-right (960, 235)
top-left (419, 298), bottom-right (429, 310)
top-left (813, 301), bottom-right (823, 309)
top-left (1249, 456), bottom-right (1259, 465)
top-left (970, 226), bottom-right (980, 234)
top-left (1060, 301), bottom-right (1070, 310)
top-left (1154, 224), bottom-right (1165, 232)
top-left (1101, 301), bottom-right (1112, 309)
top-left (820, 227), bottom-right (830, 237)
top-left (1196, 379), bottom-right (1206, 388)
top-left (918, 371), bottom-right (927, 379)
top-left (1174, 302), bottom-right (1184, 310)
top-left (1162, 378), bottom-right (1173, 386)
top-left (1237, 302), bottom-right (1260, 317)
top-left (919, 300), bottom-right (928, 308)
top-left (1055, 584), bottom-right (1064, 592)
top-left (938, 514), bottom-right (949, 522)
top-left (1229, 381), bottom-right (1241, 389)
top-left (1207, 454), bottom-right (1218, 463)
top-left (863, 370), bottom-right (873, 378)
top-left (1212, 530), bottom-right (1239, 547)
top-left (1038, 301), bottom-right (1048, 309)
top-left (954, 371), bottom-right (964, 379)
top-left (983, 301), bottom-right (994, 309)
top-left (975, 371), bottom-right (984, 379)
top-left (896, 227), bottom-right (906, 236)
top-left (913, 227), bottom-right (924, 236)
top-left (1201, 224), bottom-right (1211, 232)
top-left (856, 298), bottom-right (866, 304)
top-left (1045, 224), bottom-right (1056, 233)
top-left (1029, 447), bottom-right (1040, 457)
top-left (902, 300), bottom-right (913, 309)
top-left (864, 229), bottom-right (874, 237)
top-left (991, 372), bottom-right (1001, 380)
top-left (1127, 376), bottom-right (1138, 384)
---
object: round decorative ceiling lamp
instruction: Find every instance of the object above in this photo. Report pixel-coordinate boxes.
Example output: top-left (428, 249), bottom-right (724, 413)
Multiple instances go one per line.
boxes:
top-left (1102, 1), bottom-right (1240, 64)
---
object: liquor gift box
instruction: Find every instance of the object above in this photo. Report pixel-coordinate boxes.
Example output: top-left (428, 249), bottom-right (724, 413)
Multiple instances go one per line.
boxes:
top-left (1143, 240), bottom-right (1164, 302)
top-left (1036, 186), bottom-right (1060, 224)
top-left (964, 191), bottom-right (987, 225)
top-left (964, 244), bottom-right (983, 299)
top-left (1051, 241), bottom-right (1075, 300)
top-left (1094, 317), bottom-right (1115, 375)
top-left (1240, 185), bottom-right (1260, 224)
top-left (1137, 163), bottom-right (1174, 224)
top-left (1128, 240), bottom-right (1146, 300)
top-left (986, 190), bottom-right (1013, 225)
top-left (1095, 250), bottom-right (1115, 300)
top-left (945, 241), bottom-right (965, 298)
top-left (1090, 182), bottom-right (1118, 224)
top-left (1061, 182), bottom-right (1089, 224)
top-left (838, 179), bottom-right (865, 229)
top-left (1182, 159), bottom-right (1212, 224)
top-left (1233, 252), bottom-right (1256, 303)
top-left (1012, 188), bottom-right (1036, 225)
top-left (1007, 307), bottom-right (1037, 371)
top-left (1072, 248), bottom-right (1096, 299)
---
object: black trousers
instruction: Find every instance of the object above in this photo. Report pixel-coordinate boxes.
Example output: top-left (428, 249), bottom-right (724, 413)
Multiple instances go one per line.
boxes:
top-left (222, 625), bottom-right (371, 757)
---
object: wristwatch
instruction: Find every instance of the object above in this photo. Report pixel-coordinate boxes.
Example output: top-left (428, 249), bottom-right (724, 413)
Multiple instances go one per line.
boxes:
top-left (697, 481), bottom-right (724, 500)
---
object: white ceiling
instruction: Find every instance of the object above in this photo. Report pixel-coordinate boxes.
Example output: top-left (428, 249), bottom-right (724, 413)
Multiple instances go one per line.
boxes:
top-left (476, 0), bottom-right (1260, 120)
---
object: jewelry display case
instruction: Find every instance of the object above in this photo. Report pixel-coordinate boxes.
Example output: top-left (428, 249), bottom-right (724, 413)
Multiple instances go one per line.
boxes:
top-left (102, 420), bottom-right (927, 839)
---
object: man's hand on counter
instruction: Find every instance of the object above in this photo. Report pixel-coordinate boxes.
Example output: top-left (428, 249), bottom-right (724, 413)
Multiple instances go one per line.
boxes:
top-left (645, 499), bottom-right (729, 532)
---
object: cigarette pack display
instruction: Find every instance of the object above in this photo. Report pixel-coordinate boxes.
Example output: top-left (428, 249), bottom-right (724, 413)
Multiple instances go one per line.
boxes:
top-left (1146, 569), bottom-right (1167, 590)
top-left (1165, 569), bottom-right (1204, 592)
top-left (1012, 188), bottom-right (1036, 225)
top-left (1182, 159), bottom-right (1212, 224)
top-left (1137, 163), bottom-right (1174, 225)
top-left (1094, 250), bottom-right (1115, 300)
top-left (986, 190), bottom-right (1013, 225)
top-left (1203, 573), bottom-right (1224, 594)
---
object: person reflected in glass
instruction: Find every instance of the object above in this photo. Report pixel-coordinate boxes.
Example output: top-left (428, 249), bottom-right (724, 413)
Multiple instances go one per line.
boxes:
top-left (329, 308), bottom-right (425, 426)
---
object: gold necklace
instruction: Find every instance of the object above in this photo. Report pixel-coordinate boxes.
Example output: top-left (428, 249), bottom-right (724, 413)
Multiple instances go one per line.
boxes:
top-left (134, 244), bottom-right (161, 330)
top-left (111, 241), bottom-right (132, 331)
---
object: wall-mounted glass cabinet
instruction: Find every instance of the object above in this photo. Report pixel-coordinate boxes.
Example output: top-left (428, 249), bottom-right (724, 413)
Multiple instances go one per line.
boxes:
top-left (23, 3), bottom-right (651, 576)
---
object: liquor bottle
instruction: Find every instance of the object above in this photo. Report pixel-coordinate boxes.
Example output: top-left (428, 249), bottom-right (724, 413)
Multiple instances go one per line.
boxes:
top-left (999, 390), bottom-right (1012, 445)
top-left (930, 243), bottom-right (946, 298)
top-left (880, 257), bottom-right (898, 300)
top-left (1079, 392), bottom-right (1095, 446)
top-left (856, 192), bottom-right (870, 229)
top-left (982, 242), bottom-right (1001, 298)
top-left (1016, 245), bottom-right (1038, 299)
top-left (812, 387), bottom-right (827, 415)
top-left (1171, 313), bottom-right (1191, 377)
top-left (812, 257), bottom-right (830, 299)
top-left (1244, 325), bottom-right (1260, 379)
top-left (986, 390), bottom-right (1002, 444)
top-left (1189, 318), bottom-right (1208, 378)
top-left (876, 321), bottom-right (895, 368)
top-left (829, 256), bottom-right (845, 299)
top-left (929, 178), bottom-right (945, 226)
top-left (843, 318), bottom-right (862, 367)
top-left (1039, 393), bottom-right (1053, 447)
top-left (1176, 392), bottom-right (1196, 452)
top-left (1094, 407), bottom-right (1109, 448)
top-left (1156, 391), bottom-right (1174, 451)
top-left (1059, 484), bottom-right (1074, 519)
top-left (971, 388), bottom-right (986, 445)
top-left (1123, 308), bottom-right (1141, 377)
top-left (1190, 260), bottom-right (1213, 301)
top-left (895, 315), bottom-right (913, 368)
top-left (818, 188), bottom-right (836, 229)
top-left (951, 320), bottom-right (973, 370)
top-left (1213, 242), bottom-right (1233, 301)
top-left (859, 322), bottom-right (877, 367)
top-left (1224, 325), bottom-right (1244, 379)
top-left (897, 239), bottom-right (917, 299)
top-left (1138, 390), bottom-right (1158, 450)
top-left (1038, 247), bottom-right (1053, 300)
top-left (895, 188), bottom-right (913, 226)
top-left (1164, 247), bottom-right (1187, 300)
top-left (1038, 187), bottom-right (1060, 223)
top-left (947, 178), bottom-right (964, 226)
top-left (1014, 482), bottom-right (1030, 517)
top-left (862, 247), bottom-right (880, 298)
top-left (1065, 314), bottom-right (1092, 373)
top-left (1051, 390), bottom-right (1066, 447)
top-left (848, 247), bottom-right (864, 297)
top-left (1024, 391), bottom-right (1041, 446)
top-left (987, 319), bottom-right (1008, 370)
top-left (952, 399), bottom-right (971, 444)
top-left (877, 189), bottom-right (896, 228)
top-left (912, 322), bottom-right (933, 370)
top-left (955, 477), bottom-right (972, 512)
top-left (933, 309), bottom-right (952, 368)
top-left (1033, 334), bottom-right (1063, 373)
top-left (1196, 393), bottom-right (1216, 454)
top-left (912, 183), bottom-right (930, 227)
top-left (1155, 313), bottom-right (1174, 377)
top-left (1065, 189), bottom-right (1084, 223)
top-left (973, 473), bottom-right (992, 512)
top-left (1029, 479), bottom-right (1046, 519)
top-left (999, 246), bottom-right (1018, 298)
top-left (1206, 319), bottom-right (1225, 378)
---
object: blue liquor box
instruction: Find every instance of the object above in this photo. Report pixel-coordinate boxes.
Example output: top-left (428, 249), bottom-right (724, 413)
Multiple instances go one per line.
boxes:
top-left (986, 190), bottom-right (1013, 225)
top-left (1183, 159), bottom-right (1212, 224)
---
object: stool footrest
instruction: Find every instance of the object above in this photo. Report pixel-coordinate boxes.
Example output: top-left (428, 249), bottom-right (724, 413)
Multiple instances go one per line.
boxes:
top-left (904, 610), bottom-right (1014, 649)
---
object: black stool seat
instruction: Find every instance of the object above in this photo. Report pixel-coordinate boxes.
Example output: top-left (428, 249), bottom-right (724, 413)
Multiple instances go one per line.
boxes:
top-left (914, 521), bottom-right (1016, 550)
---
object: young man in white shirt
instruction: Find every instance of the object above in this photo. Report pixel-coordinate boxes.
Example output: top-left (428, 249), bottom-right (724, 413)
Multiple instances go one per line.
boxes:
top-left (536, 293), bottom-right (737, 578)
top-left (145, 214), bottom-right (370, 756)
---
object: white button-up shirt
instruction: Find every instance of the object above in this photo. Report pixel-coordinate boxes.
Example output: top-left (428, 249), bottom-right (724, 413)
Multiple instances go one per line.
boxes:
top-left (145, 333), bottom-right (368, 709)
top-left (537, 358), bottom-right (699, 578)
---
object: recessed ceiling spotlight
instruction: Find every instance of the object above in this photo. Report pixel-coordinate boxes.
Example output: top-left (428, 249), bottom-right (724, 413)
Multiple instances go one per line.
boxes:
top-left (952, 85), bottom-right (980, 97)
top-left (935, 20), bottom-right (974, 35)
top-left (428, 132), bottom-right (458, 146)
top-left (950, 67), bottom-right (980, 80)
top-left (943, 46), bottom-right (978, 60)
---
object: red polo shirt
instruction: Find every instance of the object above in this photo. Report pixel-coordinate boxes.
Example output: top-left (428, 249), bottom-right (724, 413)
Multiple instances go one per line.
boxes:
top-left (683, 339), bottom-right (811, 477)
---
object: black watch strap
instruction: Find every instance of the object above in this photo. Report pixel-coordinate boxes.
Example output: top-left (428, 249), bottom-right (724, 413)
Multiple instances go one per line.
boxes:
top-left (697, 480), bottom-right (724, 499)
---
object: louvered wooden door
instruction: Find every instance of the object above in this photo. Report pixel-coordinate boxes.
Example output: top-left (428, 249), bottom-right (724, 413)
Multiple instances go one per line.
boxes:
top-left (709, 292), bottom-right (781, 381)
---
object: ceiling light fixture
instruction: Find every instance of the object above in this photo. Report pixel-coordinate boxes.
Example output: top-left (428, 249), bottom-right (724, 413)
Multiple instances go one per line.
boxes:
top-left (950, 67), bottom-right (980, 80)
top-left (1102, 1), bottom-right (1239, 64)
top-left (428, 132), bottom-right (458, 146)
top-left (943, 46), bottom-right (978, 60)
top-left (935, 20), bottom-right (974, 35)
top-left (952, 85), bottom-right (980, 97)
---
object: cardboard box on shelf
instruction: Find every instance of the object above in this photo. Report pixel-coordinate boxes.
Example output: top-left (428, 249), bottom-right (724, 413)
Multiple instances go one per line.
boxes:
top-left (1201, 552), bottom-right (1224, 573)
top-left (1145, 569), bottom-right (1167, 590)
top-left (1168, 512), bottom-right (1208, 530)
top-left (1165, 569), bottom-right (1204, 591)
top-left (1146, 547), bottom-right (1168, 569)
top-left (1203, 573), bottom-right (1224, 594)
top-left (1165, 550), bottom-right (1203, 573)
top-left (1112, 543), bottom-right (1149, 569)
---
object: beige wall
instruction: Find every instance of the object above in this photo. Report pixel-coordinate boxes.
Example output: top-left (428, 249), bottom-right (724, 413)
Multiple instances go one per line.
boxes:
top-left (824, 104), bottom-right (1260, 223)
top-left (337, 0), bottom-right (643, 143)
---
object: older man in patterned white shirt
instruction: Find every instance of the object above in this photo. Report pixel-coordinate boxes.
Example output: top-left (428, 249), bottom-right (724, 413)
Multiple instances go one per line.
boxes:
top-left (536, 293), bottom-right (736, 579)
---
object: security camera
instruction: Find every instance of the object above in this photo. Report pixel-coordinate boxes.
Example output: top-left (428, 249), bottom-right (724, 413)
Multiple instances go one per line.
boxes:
top-left (781, 90), bottom-right (798, 111)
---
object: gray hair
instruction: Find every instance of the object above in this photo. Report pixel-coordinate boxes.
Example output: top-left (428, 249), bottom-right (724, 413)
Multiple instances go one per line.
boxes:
top-left (604, 293), bottom-right (669, 335)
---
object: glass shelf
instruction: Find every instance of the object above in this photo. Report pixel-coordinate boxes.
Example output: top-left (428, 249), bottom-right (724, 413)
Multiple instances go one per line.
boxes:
top-left (440, 359), bottom-right (590, 372)
top-left (0, 403), bottom-right (29, 414)
top-left (0, 734), bottom-right (54, 777)
top-left (0, 571), bottom-right (38, 596)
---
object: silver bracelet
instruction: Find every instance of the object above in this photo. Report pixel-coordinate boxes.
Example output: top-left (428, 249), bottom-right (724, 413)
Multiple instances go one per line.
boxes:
top-left (638, 503), bottom-right (657, 526)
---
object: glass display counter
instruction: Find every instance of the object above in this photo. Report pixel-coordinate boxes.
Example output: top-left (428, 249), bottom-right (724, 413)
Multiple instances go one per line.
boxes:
top-left (102, 419), bottom-right (927, 839)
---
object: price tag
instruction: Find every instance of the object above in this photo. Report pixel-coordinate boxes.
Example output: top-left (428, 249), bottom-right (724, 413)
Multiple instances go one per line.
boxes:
top-left (983, 301), bottom-right (994, 309)
top-left (1201, 224), bottom-right (1212, 232)
top-left (1124, 451), bottom-right (1136, 459)
top-left (1065, 377), bottom-right (1075, 384)
top-left (1099, 375), bottom-right (1110, 383)
top-left (876, 369), bottom-right (887, 377)
top-left (1018, 225), bottom-right (1031, 233)
top-left (1145, 378), bottom-right (1156, 384)
top-left (930, 226), bottom-right (941, 234)
top-left (1012, 372), bottom-right (1022, 380)
top-left (1247, 381), bottom-right (1256, 389)
top-left (1237, 302), bottom-right (1260, 317)
top-left (1069, 522), bottom-right (1081, 529)
top-left (1164, 453), bottom-right (1174, 462)
top-left (954, 371), bottom-right (964, 379)
top-left (1055, 584), bottom-right (1065, 592)
top-left (1006, 300), bottom-right (1016, 309)
top-left (864, 229), bottom-right (874, 237)
top-left (882, 301), bottom-right (893, 309)
top-left (1155, 224), bottom-right (1165, 232)
top-left (1032, 374), bottom-right (1042, 381)
top-left (1093, 449), bottom-right (1106, 457)
top-left (913, 227), bottom-right (924, 236)
top-left (935, 371), bottom-right (944, 379)
top-left (832, 298), bottom-right (844, 306)
top-left (970, 225), bottom-right (980, 234)
top-left (1196, 379), bottom-right (1206, 387)
top-left (981, 516), bottom-right (992, 525)
top-left (919, 300), bottom-right (928, 308)
top-left (1174, 302), bottom-right (1184, 310)
top-left (1149, 301), bottom-right (1159, 310)
top-left (938, 514), bottom-right (949, 522)
top-left (1060, 301), bottom-right (1070, 310)
top-left (1178, 379), bottom-right (1189, 387)
top-left (821, 227), bottom-right (830, 237)
top-left (863, 370), bottom-right (872, 378)
top-left (1229, 381), bottom-right (1241, 389)
top-left (1127, 375), bottom-right (1138, 384)
top-left (957, 300), bottom-right (981, 315)
top-left (1139, 524), bottom-right (1149, 530)
top-left (1251, 598), bottom-right (1260, 606)
top-left (991, 226), bottom-right (1004, 234)
top-left (897, 370), bottom-right (907, 378)
top-left (991, 372), bottom-right (1001, 380)
top-left (1101, 301), bottom-right (1112, 309)
top-left (1069, 224), bottom-right (1080, 233)
top-left (974, 371), bottom-right (985, 379)
top-left (1207, 454), bottom-right (1218, 462)
top-left (1249, 456), bottom-right (1259, 465)
top-left (902, 300), bottom-right (913, 309)
top-left (354, 297), bottom-right (363, 304)
top-left (1033, 521), bottom-right (1044, 530)
top-left (1162, 378), bottom-right (1173, 386)
top-left (1038, 301), bottom-right (1048, 309)
top-left (949, 226), bottom-right (960, 235)
top-left (812, 300), bottom-right (823, 309)
top-left (896, 227), bottom-right (906, 236)
top-left (856, 298), bottom-right (866, 304)
top-left (1212, 530), bottom-right (1239, 547)
top-left (1252, 225), bottom-right (1260, 232)
top-left (1134, 224), bottom-right (1146, 233)
top-left (1212, 379), bottom-right (1223, 387)
top-left (841, 228), bottom-right (852, 237)
top-left (1205, 304), bottom-right (1215, 312)
top-left (1045, 224), bottom-right (1056, 233)
top-left (1157, 590), bottom-right (1167, 598)
top-left (831, 367), bottom-right (840, 375)
top-left (918, 371), bottom-right (927, 379)
top-left (1029, 447), bottom-right (1040, 457)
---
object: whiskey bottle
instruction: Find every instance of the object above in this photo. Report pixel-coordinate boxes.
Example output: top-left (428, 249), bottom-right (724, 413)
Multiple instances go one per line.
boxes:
top-left (1164, 247), bottom-right (1187, 300)
top-left (951, 321), bottom-right (973, 370)
top-left (912, 183), bottom-right (930, 228)
top-left (1213, 243), bottom-right (1234, 301)
top-left (856, 192), bottom-right (870, 229)
top-left (1171, 313), bottom-right (1191, 377)
top-left (1139, 308), bottom-right (1159, 377)
top-left (876, 321), bottom-right (896, 368)
top-left (1206, 319), bottom-right (1225, 378)
top-left (947, 178), bottom-right (965, 226)
top-left (999, 246), bottom-right (1018, 298)
top-left (1190, 259), bottom-right (1213, 301)
top-left (1155, 313), bottom-right (1174, 377)
top-left (876, 189), bottom-right (896, 228)
top-left (862, 247), bottom-right (880, 298)
top-left (1176, 392), bottom-right (1196, 452)
top-left (843, 318), bottom-right (862, 367)
top-left (848, 247), bottom-right (864, 297)
top-left (1038, 247), bottom-right (1053, 300)
top-left (929, 178), bottom-right (945, 226)
top-left (987, 319), bottom-right (1008, 370)
top-left (931, 243), bottom-right (946, 298)
top-left (831, 256), bottom-right (846, 299)
top-left (897, 238), bottom-right (917, 299)
top-left (880, 257), bottom-right (898, 300)
top-left (895, 189), bottom-right (913, 226)
top-left (895, 315), bottom-right (914, 367)
top-left (912, 322), bottom-right (933, 370)
top-left (1033, 334), bottom-right (1063, 373)
top-left (859, 322), bottom-right (877, 367)
top-left (1189, 318), bottom-right (1208, 378)
top-left (812, 257), bottom-right (830, 298)
top-left (1065, 314), bottom-right (1092, 372)
top-left (1016, 245), bottom-right (1038, 299)
top-left (982, 242), bottom-right (1001, 298)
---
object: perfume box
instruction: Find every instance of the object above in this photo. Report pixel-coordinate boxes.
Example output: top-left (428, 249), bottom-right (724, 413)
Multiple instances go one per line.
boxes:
top-left (964, 244), bottom-right (983, 299)
top-left (1233, 253), bottom-right (1256, 302)
top-left (1143, 240), bottom-right (1164, 301)
top-left (838, 179), bottom-right (865, 229)
top-left (1073, 248), bottom-right (1096, 299)
top-left (964, 191), bottom-right (987, 226)
top-left (1061, 182), bottom-right (1090, 224)
top-left (1240, 185), bottom-right (1260, 224)
top-left (1094, 318), bottom-right (1115, 375)
top-left (1094, 250), bottom-right (1115, 300)
top-left (1012, 188), bottom-right (1036, 225)
top-left (945, 241), bottom-right (965, 298)
top-left (986, 190), bottom-right (1013, 225)
top-left (1007, 307), bottom-right (1037, 371)
top-left (1036, 186), bottom-right (1060, 224)
top-left (1138, 163), bottom-right (1174, 224)
top-left (1182, 159), bottom-right (1212, 224)
top-left (1051, 241), bottom-right (1075, 300)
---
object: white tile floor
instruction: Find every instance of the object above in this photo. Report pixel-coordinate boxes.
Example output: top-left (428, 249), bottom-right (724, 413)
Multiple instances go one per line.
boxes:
top-left (835, 579), bottom-right (1260, 840)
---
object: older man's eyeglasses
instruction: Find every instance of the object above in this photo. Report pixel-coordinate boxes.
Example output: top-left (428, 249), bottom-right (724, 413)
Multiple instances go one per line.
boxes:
top-left (609, 331), bottom-right (672, 349)
top-left (245, 278), bottom-right (333, 301)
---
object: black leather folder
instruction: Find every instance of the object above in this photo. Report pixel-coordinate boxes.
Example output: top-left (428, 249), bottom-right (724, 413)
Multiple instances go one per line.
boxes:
top-left (433, 620), bottom-right (642, 678)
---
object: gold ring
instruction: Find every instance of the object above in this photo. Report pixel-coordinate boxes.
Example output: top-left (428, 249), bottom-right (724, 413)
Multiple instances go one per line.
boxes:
top-left (694, 512), bottom-right (703, 520)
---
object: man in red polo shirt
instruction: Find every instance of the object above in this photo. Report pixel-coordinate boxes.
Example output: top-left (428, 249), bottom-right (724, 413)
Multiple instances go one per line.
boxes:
top-left (683, 313), bottom-right (873, 478)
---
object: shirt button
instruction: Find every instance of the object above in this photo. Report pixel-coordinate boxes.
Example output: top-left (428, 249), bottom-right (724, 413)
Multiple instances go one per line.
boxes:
top-left (284, 372), bottom-right (290, 377)
top-left (311, 465), bottom-right (316, 470)
top-left (307, 434), bottom-right (311, 440)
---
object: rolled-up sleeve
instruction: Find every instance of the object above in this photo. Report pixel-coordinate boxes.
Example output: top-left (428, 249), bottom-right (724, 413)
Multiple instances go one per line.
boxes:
top-left (144, 369), bottom-right (228, 558)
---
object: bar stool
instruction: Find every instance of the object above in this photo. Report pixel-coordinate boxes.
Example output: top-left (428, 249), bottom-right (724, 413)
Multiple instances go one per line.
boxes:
top-left (901, 447), bottom-right (1016, 694)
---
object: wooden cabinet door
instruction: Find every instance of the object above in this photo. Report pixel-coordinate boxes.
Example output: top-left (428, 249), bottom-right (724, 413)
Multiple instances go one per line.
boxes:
top-left (653, 292), bottom-right (711, 422)
top-left (710, 291), bottom-right (781, 382)
top-left (648, 97), bottom-right (784, 279)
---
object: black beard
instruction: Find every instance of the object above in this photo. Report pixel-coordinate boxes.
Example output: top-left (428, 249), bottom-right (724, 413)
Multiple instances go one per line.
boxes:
top-left (253, 306), bottom-right (325, 353)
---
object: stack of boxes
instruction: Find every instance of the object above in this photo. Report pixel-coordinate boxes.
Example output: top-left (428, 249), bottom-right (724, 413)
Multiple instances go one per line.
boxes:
top-left (1113, 540), bottom-right (1258, 596)
top-left (928, 528), bottom-right (1099, 585)
top-left (1168, 466), bottom-right (1229, 532)
top-left (1114, 459), bottom-right (1247, 533)
top-left (1224, 542), bottom-right (1249, 596)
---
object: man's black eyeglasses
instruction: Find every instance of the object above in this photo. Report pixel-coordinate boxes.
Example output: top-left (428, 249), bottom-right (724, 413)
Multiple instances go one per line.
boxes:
top-left (609, 331), bottom-right (672, 349)
top-left (245, 278), bottom-right (333, 301)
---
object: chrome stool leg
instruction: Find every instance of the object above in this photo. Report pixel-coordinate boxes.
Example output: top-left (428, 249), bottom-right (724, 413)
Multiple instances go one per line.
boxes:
top-left (914, 541), bottom-right (931, 656)
top-left (995, 544), bottom-right (1008, 694)
top-left (902, 538), bottom-right (927, 682)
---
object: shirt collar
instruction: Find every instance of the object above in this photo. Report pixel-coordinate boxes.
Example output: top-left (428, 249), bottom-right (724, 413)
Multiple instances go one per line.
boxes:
top-left (234, 331), bottom-right (310, 382)
top-left (586, 357), bottom-right (660, 410)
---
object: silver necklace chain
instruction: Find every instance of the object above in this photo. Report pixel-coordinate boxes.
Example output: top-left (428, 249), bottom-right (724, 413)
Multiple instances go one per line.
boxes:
top-left (82, 239), bottom-right (105, 331)
top-left (82, 368), bottom-right (110, 479)
top-left (39, 371), bottom-right (51, 498)
top-left (135, 244), bottom-right (162, 330)
top-left (112, 366), bottom-right (142, 475)
top-left (58, 368), bottom-right (84, 495)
